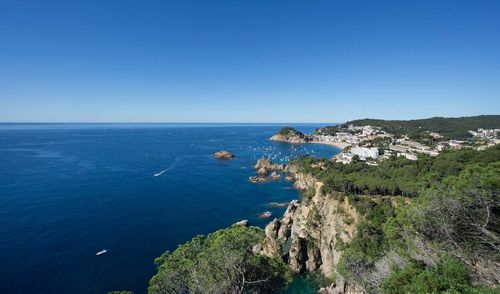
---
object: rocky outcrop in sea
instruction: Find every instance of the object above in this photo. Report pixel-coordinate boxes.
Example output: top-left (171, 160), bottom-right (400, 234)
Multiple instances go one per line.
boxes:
top-left (254, 158), bottom-right (287, 175)
top-left (258, 211), bottom-right (273, 218)
top-left (213, 150), bottom-right (235, 159)
top-left (232, 219), bottom-right (249, 226)
top-left (248, 158), bottom-right (288, 183)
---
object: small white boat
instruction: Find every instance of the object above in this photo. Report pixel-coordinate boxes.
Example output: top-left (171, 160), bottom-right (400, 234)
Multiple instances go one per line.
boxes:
top-left (96, 249), bottom-right (108, 256)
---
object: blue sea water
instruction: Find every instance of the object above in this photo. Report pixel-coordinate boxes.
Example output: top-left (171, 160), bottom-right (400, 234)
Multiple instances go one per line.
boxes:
top-left (0, 124), bottom-right (340, 294)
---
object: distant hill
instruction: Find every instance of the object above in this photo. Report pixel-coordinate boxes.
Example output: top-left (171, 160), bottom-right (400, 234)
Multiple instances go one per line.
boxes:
top-left (317, 115), bottom-right (500, 140)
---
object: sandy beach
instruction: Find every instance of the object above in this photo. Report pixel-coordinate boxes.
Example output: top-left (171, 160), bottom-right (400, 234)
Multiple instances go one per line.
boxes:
top-left (309, 140), bottom-right (351, 150)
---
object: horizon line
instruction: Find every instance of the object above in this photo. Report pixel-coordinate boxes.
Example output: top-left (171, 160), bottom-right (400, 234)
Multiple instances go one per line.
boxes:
top-left (0, 121), bottom-right (342, 125)
top-left (0, 114), bottom-right (498, 125)
top-left (1, 114), bottom-right (498, 125)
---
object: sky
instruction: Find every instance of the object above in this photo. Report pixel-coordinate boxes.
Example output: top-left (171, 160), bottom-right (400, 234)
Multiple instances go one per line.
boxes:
top-left (0, 0), bottom-right (499, 123)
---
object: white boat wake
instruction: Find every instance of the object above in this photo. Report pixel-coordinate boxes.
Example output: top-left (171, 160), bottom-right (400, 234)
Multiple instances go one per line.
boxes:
top-left (152, 156), bottom-right (188, 177)
top-left (153, 169), bottom-right (167, 177)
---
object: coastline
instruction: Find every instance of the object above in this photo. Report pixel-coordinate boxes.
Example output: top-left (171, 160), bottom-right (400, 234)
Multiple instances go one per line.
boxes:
top-left (269, 127), bottom-right (351, 150)
top-left (271, 136), bottom-right (351, 150)
top-left (308, 140), bottom-right (351, 150)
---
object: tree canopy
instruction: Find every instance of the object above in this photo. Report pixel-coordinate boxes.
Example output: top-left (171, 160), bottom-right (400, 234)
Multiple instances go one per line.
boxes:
top-left (148, 226), bottom-right (291, 294)
top-left (324, 145), bottom-right (500, 292)
top-left (292, 144), bottom-right (500, 197)
top-left (276, 127), bottom-right (306, 138)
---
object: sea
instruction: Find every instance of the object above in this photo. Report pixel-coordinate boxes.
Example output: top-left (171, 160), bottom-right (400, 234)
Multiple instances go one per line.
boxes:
top-left (0, 123), bottom-right (340, 294)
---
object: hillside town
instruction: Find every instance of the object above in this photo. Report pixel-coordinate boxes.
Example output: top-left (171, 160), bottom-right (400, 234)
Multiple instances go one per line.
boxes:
top-left (312, 125), bottom-right (499, 165)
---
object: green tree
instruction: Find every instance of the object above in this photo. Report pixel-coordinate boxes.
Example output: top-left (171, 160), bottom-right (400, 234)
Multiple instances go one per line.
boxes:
top-left (148, 226), bottom-right (291, 294)
top-left (382, 257), bottom-right (471, 294)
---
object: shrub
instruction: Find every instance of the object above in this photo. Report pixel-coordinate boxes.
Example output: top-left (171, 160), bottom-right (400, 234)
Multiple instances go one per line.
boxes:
top-left (382, 257), bottom-right (471, 294)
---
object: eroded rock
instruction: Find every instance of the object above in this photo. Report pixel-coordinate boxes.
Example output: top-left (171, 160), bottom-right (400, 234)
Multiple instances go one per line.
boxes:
top-left (213, 150), bottom-right (235, 159)
top-left (261, 177), bottom-right (361, 278)
top-left (232, 219), bottom-right (249, 226)
top-left (262, 219), bottom-right (282, 257)
top-left (249, 175), bottom-right (267, 183)
top-left (254, 158), bottom-right (286, 175)
top-left (258, 211), bottom-right (273, 218)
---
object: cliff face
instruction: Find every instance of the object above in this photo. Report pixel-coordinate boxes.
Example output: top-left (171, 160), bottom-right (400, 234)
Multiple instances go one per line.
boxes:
top-left (261, 172), bottom-right (361, 289)
top-left (292, 172), bottom-right (317, 190)
top-left (254, 158), bottom-right (286, 175)
top-left (255, 159), bottom-right (389, 293)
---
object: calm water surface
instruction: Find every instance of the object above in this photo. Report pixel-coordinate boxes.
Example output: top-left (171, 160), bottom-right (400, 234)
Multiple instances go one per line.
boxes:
top-left (0, 124), bottom-right (339, 294)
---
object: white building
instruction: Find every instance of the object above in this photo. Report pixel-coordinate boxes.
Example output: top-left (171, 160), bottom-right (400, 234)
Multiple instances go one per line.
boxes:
top-left (334, 152), bottom-right (354, 164)
top-left (351, 146), bottom-right (379, 160)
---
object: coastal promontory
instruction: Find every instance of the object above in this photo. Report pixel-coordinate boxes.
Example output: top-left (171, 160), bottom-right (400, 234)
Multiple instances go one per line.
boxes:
top-left (270, 127), bottom-right (311, 143)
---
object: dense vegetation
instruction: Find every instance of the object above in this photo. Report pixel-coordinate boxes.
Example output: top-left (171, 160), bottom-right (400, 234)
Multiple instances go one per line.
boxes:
top-left (148, 225), bottom-right (291, 294)
top-left (293, 145), bottom-right (499, 197)
top-left (381, 257), bottom-right (476, 294)
top-left (276, 127), bottom-right (306, 138)
top-left (294, 145), bottom-right (499, 293)
top-left (316, 115), bottom-right (500, 140)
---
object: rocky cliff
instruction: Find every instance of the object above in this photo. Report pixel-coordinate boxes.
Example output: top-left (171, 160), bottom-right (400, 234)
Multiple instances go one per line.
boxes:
top-left (260, 165), bottom-right (364, 293)
top-left (254, 158), bottom-right (287, 175)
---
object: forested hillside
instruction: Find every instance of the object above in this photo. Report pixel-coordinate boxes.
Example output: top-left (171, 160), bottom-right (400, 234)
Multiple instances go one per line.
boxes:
top-left (293, 144), bottom-right (499, 197)
top-left (292, 145), bottom-right (499, 293)
top-left (316, 115), bottom-right (500, 139)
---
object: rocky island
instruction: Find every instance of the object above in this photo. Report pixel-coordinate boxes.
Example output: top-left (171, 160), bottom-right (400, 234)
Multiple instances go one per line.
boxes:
top-left (213, 150), bottom-right (235, 159)
top-left (270, 127), bottom-right (312, 143)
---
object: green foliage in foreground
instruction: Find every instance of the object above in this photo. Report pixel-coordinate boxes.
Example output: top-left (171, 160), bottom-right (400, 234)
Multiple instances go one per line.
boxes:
top-left (382, 257), bottom-right (499, 294)
top-left (148, 226), bottom-right (291, 294)
top-left (346, 199), bottom-right (394, 261)
top-left (333, 147), bottom-right (499, 293)
top-left (382, 257), bottom-right (471, 294)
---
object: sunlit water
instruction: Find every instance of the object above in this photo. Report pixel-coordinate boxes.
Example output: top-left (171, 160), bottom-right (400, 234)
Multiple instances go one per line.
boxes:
top-left (0, 123), bottom-right (339, 294)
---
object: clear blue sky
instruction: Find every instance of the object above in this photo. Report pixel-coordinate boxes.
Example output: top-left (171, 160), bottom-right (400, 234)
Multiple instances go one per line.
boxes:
top-left (1, 0), bottom-right (499, 123)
